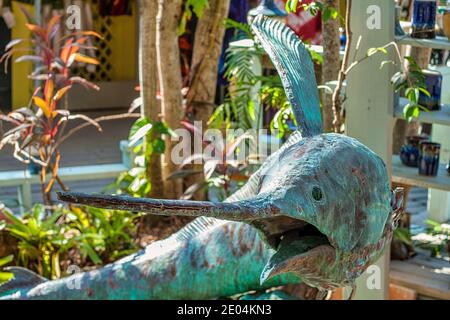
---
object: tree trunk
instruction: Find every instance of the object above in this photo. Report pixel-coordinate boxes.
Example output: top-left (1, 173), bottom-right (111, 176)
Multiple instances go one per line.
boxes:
top-left (138, 0), bottom-right (164, 198)
top-left (332, 0), bottom-right (352, 133)
top-left (0, 208), bottom-right (17, 258)
top-left (186, 0), bottom-right (230, 124)
top-left (320, 0), bottom-right (341, 133)
top-left (156, 0), bottom-right (184, 199)
top-left (184, 0), bottom-right (231, 200)
top-left (0, 231), bottom-right (17, 258)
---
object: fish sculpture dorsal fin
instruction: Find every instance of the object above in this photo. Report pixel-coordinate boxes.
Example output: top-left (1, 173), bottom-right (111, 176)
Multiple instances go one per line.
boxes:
top-left (174, 217), bottom-right (224, 242)
top-left (251, 15), bottom-right (323, 137)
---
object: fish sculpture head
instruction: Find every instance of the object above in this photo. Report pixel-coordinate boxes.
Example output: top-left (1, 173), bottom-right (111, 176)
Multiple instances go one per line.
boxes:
top-left (245, 133), bottom-right (395, 289)
top-left (58, 15), bottom-right (404, 293)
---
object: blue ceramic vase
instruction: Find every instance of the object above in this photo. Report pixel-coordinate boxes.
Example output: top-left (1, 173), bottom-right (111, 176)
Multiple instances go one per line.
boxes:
top-left (411, 0), bottom-right (437, 39)
top-left (419, 69), bottom-right (443, 111)
top-left (418, 142), bottom-right (441, 176)
top-left (396, 6), bottom-right (406, 36)
top-left (28, 162), bottom-right (42, 175)
top-left (400, 136), bottom-right (429, 167)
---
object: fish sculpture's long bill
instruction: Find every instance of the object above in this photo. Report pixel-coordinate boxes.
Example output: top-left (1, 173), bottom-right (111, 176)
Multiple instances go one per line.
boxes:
top-left (57, 192), bottom-right (280, 222)
top-left (57, 191), bottom-right (338, 289)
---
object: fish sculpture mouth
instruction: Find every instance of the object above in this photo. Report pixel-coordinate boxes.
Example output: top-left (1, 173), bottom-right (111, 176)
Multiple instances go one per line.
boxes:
top-left (249, 215), bottom-right (336, 285)
top-left (251, 215), bottom-right (330, 249)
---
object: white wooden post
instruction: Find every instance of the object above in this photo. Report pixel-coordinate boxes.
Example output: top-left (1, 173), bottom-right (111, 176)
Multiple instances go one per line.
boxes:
top-left (428, 66), bottom-right (450, 223)
top-left (345, 0), bottom-right (395, 300)
top-left (229, 39), bottom-right (263, 130)
top-left (428, 124), bottom-right (450, 223)
top-left (18, 182), bottom-right (32, 215)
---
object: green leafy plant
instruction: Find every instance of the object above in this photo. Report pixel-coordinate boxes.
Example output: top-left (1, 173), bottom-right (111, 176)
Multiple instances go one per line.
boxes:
top-left (66, 206), bottom-right (140, 263)
top-left (1, 204), bottom-right (139, 279)
top-left (224, 18), bottom-right (253, 40)
top-left (393, 227), bottom-right (413, 246)
top-left (114, 116), bottom-right (174, 197)
top-left (259, 75), bottom-right (297, 139)
top-left (211, 19), bottom-right (322, 138)
top-left (391, 56), bottom-right (430, 122)
top-left (0, 255), bottom-right (14, 284)
top-left (211, 41), bottom-right (264, 131)
top-left (287, 1), bottom-right (429, 128)
top-left (180, 0), bottom-right (209, 35)
top-left (414, 220), bottom-right (450, 258)
top-left (286, 0), bottom-right (340, 22)
top-left (211, 21), bottom-right (291, 137)
top-left (3, 204), bottom-right (75, 279)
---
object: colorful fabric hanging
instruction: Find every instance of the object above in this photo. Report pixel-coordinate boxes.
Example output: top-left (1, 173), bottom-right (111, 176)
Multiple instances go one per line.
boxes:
top-left (275, 0), bottom-right (322, 44)
top-left (99, 0), bottom-right (132, 17)
top-left (218, 0), bottom-right (250, 85)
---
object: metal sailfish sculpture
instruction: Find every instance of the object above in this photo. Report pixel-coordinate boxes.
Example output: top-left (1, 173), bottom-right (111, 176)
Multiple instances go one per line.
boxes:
top-left (0, 15), bottom-right (403, 300)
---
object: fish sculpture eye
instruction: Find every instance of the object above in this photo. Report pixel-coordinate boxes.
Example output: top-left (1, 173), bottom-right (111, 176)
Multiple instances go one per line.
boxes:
top-left (311, 186), bottom-right (323, 202)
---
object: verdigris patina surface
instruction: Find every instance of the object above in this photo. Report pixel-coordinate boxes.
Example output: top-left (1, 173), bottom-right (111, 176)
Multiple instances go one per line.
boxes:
top-left (0, 15), bottom-right (403, 300)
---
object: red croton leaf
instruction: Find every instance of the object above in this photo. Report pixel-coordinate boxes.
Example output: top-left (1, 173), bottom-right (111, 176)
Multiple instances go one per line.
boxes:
top-left (53, 85), bottom-right (72, 102)
top-left (25, 23), bottom-right (47, 39)
top-left (63, 30), bottom-right (104, 40)
top-left (68, 53), bottom-right (100, 66)
top-left (60, 38), bottom-right (74, 63)
top-left (69, 77), bottom-right (100, 91)
top-left (44, 79), bottom-right (54, 105)
top-left (46, 15), bottom-right (62, 36)
top-left (32, 96), bottom-right (51, 118)
top-left (5, 39), bottom-right (23, 51)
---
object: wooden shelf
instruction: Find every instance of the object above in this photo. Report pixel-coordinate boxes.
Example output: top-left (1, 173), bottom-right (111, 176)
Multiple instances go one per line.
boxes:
top-left (309, 45), bottom-right (345, 58)
top-left (228, 39), bottom-right (345, 58)
top-left (395, 97), bottom-right (450, 127)
top-left (395, 35), bottom-right (450, 50)
top-left (390, 253), bottom-right (450, 300)
top-left (0, 164), bottom-right (128, 187)
top-left (392, 156), bottom-right (450, 192)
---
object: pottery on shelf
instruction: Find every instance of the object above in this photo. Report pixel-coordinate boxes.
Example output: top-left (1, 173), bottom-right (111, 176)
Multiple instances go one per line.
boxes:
top-left (418, 141), bottom-right (441, 176)
top-left (395, 6), bottom-right (406, 36)
top-left (419, 69), bottom-right (443, 111)
top-left (400, 135), bottom-right (430, 167)
top-left (27, 162), bottom-right (42, 175)
top-left (411, 0), bottom-right (438, 39)
top-left (443, 10), bottom-right (450, 40)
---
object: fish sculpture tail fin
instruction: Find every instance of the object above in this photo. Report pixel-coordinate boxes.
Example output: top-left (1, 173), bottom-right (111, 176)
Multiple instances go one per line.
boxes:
top-left (0, 267), bottom-right (46, 297)
top-left (251, 14), bottom-right (323, 137)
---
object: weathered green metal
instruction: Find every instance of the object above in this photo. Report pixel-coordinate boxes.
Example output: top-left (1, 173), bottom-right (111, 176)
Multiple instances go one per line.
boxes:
top-left (0, 15), bottom-right (403, 300)
top-left (251, 15), bottom-right (323, 137)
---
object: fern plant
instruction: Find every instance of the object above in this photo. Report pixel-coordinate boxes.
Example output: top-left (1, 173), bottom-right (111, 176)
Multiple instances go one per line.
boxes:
top-left (210, 19), bottom-right (303, 139)
top-left (211, 21), bottom-right (285, 135)
top-left (218, 43), bottom-right (264, 131)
